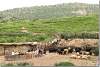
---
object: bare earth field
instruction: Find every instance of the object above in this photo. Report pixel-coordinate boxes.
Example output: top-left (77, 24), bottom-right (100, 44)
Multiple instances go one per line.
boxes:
top-left (0, 53), bottom-right (98, 66)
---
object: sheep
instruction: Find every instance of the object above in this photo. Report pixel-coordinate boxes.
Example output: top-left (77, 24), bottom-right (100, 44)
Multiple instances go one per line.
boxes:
top-left (84, 52), bottom-right (90, 55)
top-left (14, 52), bottom-right (19, 55)
top-left (90, 49), bottom-right (96, 56)
top-left (81, 55), bottom-right (88, 60)
top-left (91, 52), bottom-right (95, 56)
top-left (11, 51), bottom-right (15, 56)
top-left (51, 38), bottom-right (59, 45)
top-left (34, 49), bottom-right (39, 57)
top-left (76, 52), bottom-right (80, 56)
top-left (63, 49), bottom-right (68, 55)
top-left (70, 54), bottom-right (77, 59)
top-left (68, 46), bottom-right (75, 53)
top-left (74, 47), bottom-right (82, 53)
top-left (77, 55), bottom-right (81, 59)
top-left (81, 45), bottom-right (92, 52)
top-left (32, 51), bottom-right (36, 57)
top-left (43, 49), bottom-right (47, 55)
top-left (25, 48), bottom-right (41, 59)
top-left (79, 51), bottom-right (85, 55)
top-left (81, 54), bottom-right (90, 60)
top-left (70, 52), bottom-right (83, 59)
top-left (68, 47), bottom-right (71, 50)
top-left (80, 51), bottom-right (90, 55)
top-left (70, 55), bottom-right (76, 59)
top-left (38, 49), bottom-right (45, 57)
top-left (57, 49), bottom-right (63, 55)
top-left (48, 47), bottom-right (58, 53)
top-left (72, 49), bottom-right (76, 54)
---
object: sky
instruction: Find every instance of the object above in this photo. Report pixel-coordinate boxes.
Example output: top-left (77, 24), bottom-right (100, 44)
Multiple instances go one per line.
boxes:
top-left (0, 0), bottom-right (99, 11)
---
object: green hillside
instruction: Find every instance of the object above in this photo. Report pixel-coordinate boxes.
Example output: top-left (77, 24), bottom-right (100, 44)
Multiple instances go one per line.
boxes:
top-left (0, 15), bottom-right (99, 42)
top-left (0, 15), bottom-right (98, 33)
top-left (0, 3), bottom-right (99, 21)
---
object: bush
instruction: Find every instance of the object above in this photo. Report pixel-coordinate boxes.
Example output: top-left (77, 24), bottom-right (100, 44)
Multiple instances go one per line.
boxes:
top-left (17, 62), bottom-right (31, 66)
top-left (60, 32), bottom-right (99, 39)
top-left (55, 62), bottom-right (74, 66)
top-left (1, 63), bottom-right (33, 67)
top-left (94, 47), bottom-right (99, 56)
top-left (1, 63), bottom-right (15, 67)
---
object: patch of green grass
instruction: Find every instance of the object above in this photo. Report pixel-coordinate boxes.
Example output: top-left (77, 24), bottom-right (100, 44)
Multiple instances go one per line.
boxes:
top-left (0, 33), bottom-right (52, 43)
top-left (55, 62), bottom-right (75, 66)
top-left (17, 62), bottom-right (32, 66)
top-left (0, 15), bottom-right (98, 33)
top-left (0, 15), bottom-right (99, 42)
top-left (0, 63), bottom-right (15, 67)
top-left (0, 63), bottom-right (33, 67)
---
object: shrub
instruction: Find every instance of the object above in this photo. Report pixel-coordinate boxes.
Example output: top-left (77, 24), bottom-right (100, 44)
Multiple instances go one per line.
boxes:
top-left (6, 63), bottom-right (14, 66)
top-left (17, 62), bottom-right (31, 66)
top-left (55, 62), bottom-right (74, 66)
top-left (1, 63), bottom-right (33, 67)
top-left (94, 47), bottom-right (99, 56)
top-left (1, 63), bottom-right (15, 67)
top-left (60, 32), bottom-right (99, 39)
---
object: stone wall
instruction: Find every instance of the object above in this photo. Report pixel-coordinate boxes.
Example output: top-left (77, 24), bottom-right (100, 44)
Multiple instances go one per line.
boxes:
top-left (0, 46), bottom-right (4, 56)
top-left (0, 45), bottom-right (32, 55)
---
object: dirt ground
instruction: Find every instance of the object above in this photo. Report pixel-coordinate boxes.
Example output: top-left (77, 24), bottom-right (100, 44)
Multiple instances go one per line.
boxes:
top-left (0, 53), bottom-right (98, 66)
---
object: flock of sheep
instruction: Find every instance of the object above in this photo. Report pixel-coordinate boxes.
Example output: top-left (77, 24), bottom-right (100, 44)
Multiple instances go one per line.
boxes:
top-left (5, 38), bottom-right (97, 61)
top-left (46, 38), bottom-right (97, 60)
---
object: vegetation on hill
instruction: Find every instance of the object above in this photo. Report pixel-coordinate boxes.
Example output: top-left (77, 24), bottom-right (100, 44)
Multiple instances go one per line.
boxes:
top-left (60, 32), bottom-right (99, 40)
top-left (0, 15), bottom-right (99, 42)
top-left (0, 15), bottom-right (98, 33)
top-left (0, 3), bottom-right (99, 21)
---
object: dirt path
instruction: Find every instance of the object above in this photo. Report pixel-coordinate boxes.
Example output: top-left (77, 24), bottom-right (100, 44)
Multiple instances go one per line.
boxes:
top-left (0, 53), bottom-right (97, 66)
top-left (31, 53), bottom-right (97, 66)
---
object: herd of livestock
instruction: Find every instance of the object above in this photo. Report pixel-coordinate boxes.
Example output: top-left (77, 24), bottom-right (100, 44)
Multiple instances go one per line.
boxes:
top-left (4, 39), bottom-right (98, 61)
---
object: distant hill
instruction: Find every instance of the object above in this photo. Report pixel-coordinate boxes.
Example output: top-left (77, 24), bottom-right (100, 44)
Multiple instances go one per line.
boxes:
top-left (0, 3), bottom-right (99, 21)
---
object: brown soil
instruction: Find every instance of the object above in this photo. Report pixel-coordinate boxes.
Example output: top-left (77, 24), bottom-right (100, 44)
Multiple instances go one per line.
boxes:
top-left (0, 53), bottom-right (98, 66)
top-left (59, 39), bottom-right (98, 47)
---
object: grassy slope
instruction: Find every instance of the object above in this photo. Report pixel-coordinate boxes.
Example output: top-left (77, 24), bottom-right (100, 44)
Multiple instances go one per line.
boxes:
top-left (0, 15), bottom-right (99, 33)
top-left (0, 15), bottom-right (99, 42)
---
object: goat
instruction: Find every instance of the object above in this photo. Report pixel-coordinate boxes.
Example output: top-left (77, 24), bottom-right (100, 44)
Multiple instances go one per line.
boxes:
top-left (68, 46), bottom-right (75, 53)
top-left (81, 55), bottom-right (89, 60)
top-left (70, 54), bottom-right (77, 59)
top-left (63, 49), bottom-right (68, 55)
